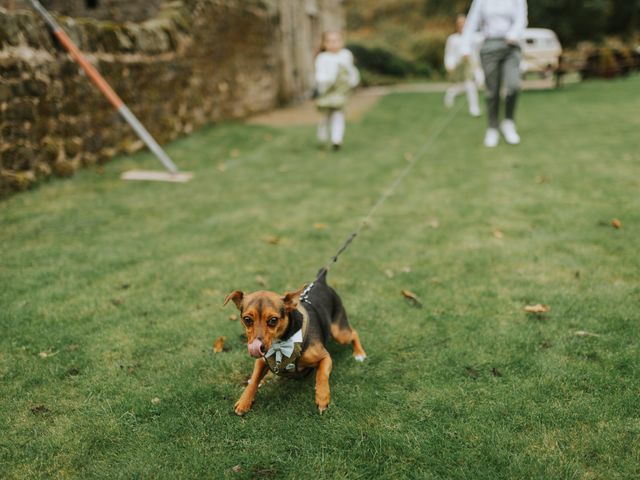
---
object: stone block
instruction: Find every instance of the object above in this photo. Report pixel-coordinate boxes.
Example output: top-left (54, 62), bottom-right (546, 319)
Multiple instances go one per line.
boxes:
top-left (4, 99), bottom-right (37, 122)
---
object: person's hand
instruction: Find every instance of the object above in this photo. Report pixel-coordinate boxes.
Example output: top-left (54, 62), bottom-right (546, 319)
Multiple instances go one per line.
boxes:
top-left (506, 37), bottom-right (519, 46)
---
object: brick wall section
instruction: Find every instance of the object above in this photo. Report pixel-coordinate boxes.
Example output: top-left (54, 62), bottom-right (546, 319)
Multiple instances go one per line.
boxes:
top-left (0, 0), bottom-right (344, 197)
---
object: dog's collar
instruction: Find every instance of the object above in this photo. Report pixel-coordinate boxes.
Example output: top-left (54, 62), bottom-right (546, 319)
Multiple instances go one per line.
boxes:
top-left (264, 305), bottom-right (309, 376)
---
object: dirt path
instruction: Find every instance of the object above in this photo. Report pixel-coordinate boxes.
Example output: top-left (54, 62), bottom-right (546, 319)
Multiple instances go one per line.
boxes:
top-left (248, 79), bottom-right (558, 127)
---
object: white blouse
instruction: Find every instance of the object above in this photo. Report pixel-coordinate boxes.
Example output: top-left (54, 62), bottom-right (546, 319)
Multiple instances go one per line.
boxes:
top-left (315, 49), bottom-right (360, 94)
top-left (461, 0), bottom-right (528, 55)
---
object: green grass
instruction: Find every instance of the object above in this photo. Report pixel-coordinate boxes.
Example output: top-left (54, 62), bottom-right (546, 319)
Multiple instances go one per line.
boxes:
top-left (1, 76), bottom-right (639, 479)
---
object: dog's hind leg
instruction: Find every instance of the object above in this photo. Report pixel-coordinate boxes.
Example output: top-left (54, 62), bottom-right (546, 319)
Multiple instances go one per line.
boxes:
top-left (330, 300), bottom-right (367, 362)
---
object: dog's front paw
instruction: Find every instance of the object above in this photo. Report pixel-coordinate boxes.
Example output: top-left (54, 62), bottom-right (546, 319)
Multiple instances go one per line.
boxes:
top-left (353, 353), bottom-right (367, 362)
top-left (234, 398), bottom-right (253, 416)
top-left (315, 390), bottom-right (330, 414)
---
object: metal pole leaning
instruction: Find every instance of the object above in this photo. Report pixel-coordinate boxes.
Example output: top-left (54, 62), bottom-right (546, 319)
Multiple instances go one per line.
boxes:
top-left (29, 0), bottom-right (184, 177)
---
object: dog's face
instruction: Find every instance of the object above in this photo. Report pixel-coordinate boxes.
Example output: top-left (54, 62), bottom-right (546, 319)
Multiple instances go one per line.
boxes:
top-left (224, 286), bottom-right (305, 358)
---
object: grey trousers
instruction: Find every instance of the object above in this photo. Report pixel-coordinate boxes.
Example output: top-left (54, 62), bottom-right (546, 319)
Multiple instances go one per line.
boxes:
top-left (480, 38), bottom-right (522, 129)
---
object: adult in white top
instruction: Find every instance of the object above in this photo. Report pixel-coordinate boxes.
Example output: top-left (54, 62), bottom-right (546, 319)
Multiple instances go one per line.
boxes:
top-left (314, 32), bottom-right (360, 150)
top-left (461, 0), bottom-right (528, 147)
top-left (444, 14), bottom-right (483, 117)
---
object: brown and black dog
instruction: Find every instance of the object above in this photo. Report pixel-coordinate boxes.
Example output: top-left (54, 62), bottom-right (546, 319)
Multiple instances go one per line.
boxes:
top-left (224, 269), bottom-right (366, 415)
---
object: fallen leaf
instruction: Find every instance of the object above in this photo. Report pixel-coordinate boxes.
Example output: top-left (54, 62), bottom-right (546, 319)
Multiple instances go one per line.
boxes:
top-left (151, 397), bottom-right (161, 405)
top-left (401, 266), bottom-right (411, 273)
top-left (264, 235), bottom-right (280, 245)
top-left (232, 465), bottom-right (242, 473)
top-left (611, 218), bottom-right (622, 229)
top-left (314, 223), bottom-right (328, 230)
top-left (401, 289), bottom-right (422, 307)
top-left (213, 336), bottom-right (226, 353)
top-left (38, 351), bottom-right (48, 359)
top-left (575, 331), bottom-right (601, 338)
top-left (493, 229), bottom-right (504, 239)
top-left (31, 404), bottom-right (49, 415)
top-left (465, 366), bottom-right (480, 379)
top-left (524, 304), bottom-right (550, 314)
top-left (255, 275), bottom-right (267, 287)
top-left (384, 269), bottom-right (394, 279)
top-left (229, 314), bottom-right (238, 321)
top-left (427, 219), bottom-right (440, 229)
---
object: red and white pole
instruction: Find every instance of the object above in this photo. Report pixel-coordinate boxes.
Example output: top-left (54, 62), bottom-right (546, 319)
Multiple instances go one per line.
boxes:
top-left (29, 0), bottom-right (180, 174)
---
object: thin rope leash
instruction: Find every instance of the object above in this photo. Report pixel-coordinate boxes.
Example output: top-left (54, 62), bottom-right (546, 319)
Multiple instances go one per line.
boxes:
top-left (308, 102), bottom-right (464, 290)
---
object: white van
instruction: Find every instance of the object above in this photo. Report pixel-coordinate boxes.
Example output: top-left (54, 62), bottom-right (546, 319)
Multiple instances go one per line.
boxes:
top-left (520, 28), bottom-right (562, 75)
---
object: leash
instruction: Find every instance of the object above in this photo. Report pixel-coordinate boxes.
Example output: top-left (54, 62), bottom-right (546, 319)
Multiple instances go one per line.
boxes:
top-left (308, 102), bottom-right (464, 288)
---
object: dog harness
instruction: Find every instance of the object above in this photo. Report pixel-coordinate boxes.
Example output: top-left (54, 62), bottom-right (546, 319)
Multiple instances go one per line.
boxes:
top-left (264, 304), bottom-right (309, 378)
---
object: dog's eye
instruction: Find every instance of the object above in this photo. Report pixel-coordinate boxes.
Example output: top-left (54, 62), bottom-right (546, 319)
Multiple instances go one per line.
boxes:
top-left (267, 317), bottom-right (279, 327)
top-left (242, 316), bottom-right (253, 326)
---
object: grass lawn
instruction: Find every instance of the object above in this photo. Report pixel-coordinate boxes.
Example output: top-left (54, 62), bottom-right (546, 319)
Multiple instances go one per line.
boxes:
top-left (1, 75), bottom-right (639, 479)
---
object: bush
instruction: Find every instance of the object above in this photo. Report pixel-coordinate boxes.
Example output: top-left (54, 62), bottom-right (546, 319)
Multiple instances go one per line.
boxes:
top-left (410, 30), bottom-right (447, 76)
top-left (347, 42), bottom-right (414, 77)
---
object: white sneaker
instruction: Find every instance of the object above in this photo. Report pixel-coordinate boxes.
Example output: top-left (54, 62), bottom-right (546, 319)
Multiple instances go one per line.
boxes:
top-left (444, 90), bottom-right (455, 109)
top-left (484, 128), bottom-right (499, 148)
top-left (500, 120), bottom-right (521, 145)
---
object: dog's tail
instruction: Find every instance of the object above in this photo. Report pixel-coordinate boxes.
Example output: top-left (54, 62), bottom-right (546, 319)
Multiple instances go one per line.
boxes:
top-left (315, 267), bottom-right (328, 284)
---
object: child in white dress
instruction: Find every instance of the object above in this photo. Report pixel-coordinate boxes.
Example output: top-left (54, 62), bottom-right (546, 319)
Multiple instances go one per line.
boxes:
top-left (444, 14), bottom-right (482, 117)
top-left (315, 32), bottom-right (360, 150)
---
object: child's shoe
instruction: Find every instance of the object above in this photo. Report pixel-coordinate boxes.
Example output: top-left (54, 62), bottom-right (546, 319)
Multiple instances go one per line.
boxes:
top-left (500, 120), bottom-right (521, 145)
top-left (484, 128), bottom-right (500, 148)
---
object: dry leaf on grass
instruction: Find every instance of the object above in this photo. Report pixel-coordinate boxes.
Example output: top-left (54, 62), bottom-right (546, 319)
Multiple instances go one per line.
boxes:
top-left (264, 235), bottom-right (280, 245)
top-left (493, 229), bottom-right (504, 239)
top-left (465, 366), bottom-right (480, 379)
top-left (427, 219), bottom-right (440, 229)
top-left (213, 336), bottom-right (226, 353)
top-left (611, 219), bottom-right (622, 229)
top-left (38, 351), bottom-right (58, 359)
top-left (574, 331), bottom-right (601, 338)
top-left (151, 397), bottom-right (161, 405)
top-left (401, 266), bottom-right (411, 273)
top-left (524, 304), bottom-right (550, 314)
top-left (229, 314), bottom-right (238, 321)
top-left (255, 275), bottom-right (267, 287)
top-left (401, 289), bottom-right (422, 307)
top-left (232, 465), bottom-right (242, 473)
top-left (31, 404), bottom-right (50, 415)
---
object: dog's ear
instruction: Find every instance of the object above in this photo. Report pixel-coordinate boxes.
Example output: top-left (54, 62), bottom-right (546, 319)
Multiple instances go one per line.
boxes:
top-left (223, 290), bottom-right (244, 310)
top-left (282, 285), bottom-right (306, 312)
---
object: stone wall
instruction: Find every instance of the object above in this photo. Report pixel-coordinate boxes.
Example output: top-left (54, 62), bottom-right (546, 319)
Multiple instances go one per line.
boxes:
top-left (0, 0), bottom-right (162, 23)
top-left (0, 0), bottom-right (344, 197)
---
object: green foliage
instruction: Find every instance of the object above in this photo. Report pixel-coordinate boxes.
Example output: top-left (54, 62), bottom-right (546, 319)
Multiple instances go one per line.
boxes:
top-left (347, 42), bottom-right (415, 77)
top-left (1, 76), bottom-right (640, 478)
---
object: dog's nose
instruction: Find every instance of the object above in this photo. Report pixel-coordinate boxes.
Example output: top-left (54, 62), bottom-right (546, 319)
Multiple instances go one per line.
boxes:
top-left (259, 343), bottom-right (266, 355)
